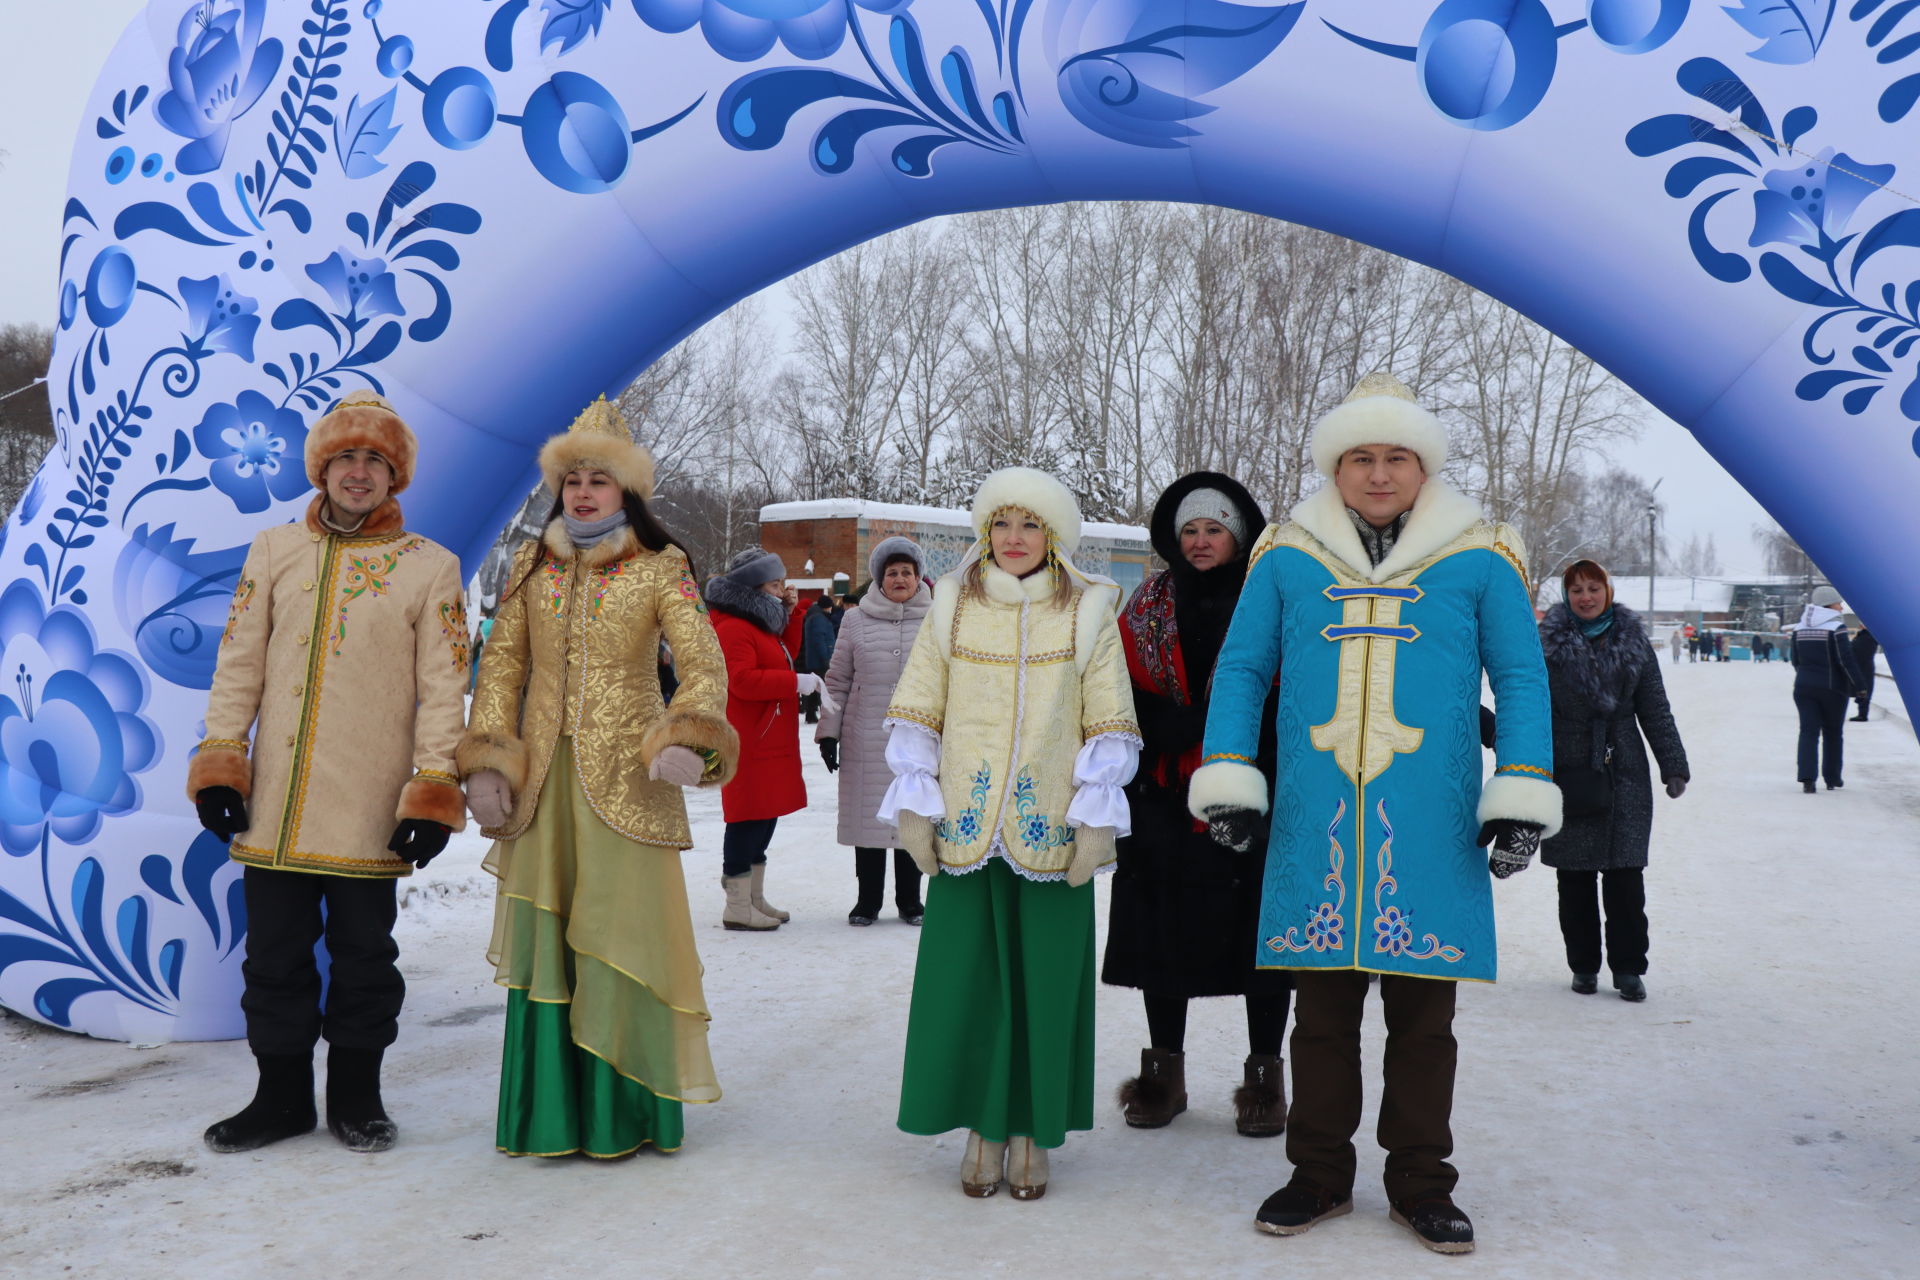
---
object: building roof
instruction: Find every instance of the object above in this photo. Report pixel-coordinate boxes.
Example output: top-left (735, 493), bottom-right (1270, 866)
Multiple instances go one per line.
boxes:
top-left (758, 498), bottom-right (1148, 543)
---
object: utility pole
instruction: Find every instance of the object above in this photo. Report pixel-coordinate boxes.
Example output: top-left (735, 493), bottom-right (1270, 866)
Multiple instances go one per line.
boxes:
top-left (1646, 478), bottom-right (1662, 614)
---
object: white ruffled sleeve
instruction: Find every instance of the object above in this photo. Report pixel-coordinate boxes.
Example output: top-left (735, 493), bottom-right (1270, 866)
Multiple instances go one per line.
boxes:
top-left (1065, 733), bottom-right (1139, 836)
top-left (877, 720), bottom-right (944, 823)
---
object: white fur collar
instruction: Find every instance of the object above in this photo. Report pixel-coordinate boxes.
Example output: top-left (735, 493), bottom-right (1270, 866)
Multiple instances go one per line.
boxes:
top-left (982, 562), bottom-right (1056, 604)
top-left (1288, 479), bottom-right (1485, 583)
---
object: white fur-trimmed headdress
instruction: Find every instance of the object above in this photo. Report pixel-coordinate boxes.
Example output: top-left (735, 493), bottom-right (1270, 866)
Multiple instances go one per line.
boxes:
top-left (1308, 372), bottom-right (1449, 478)
top-left (969, 466), bottom-right (1083, 556)
top-left (537, 395), bottom-right (657, 499)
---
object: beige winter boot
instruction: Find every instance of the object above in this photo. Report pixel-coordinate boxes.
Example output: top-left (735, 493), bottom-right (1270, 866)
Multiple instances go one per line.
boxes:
top-left (721, 874), bottom-right (780, 931)
top-left (1007, 1135), bottom-right (1049, 1200)
top-left (960, 1130), bottom-right (1005, 1197)
top-left (749, 861), bottom-right (790, 923)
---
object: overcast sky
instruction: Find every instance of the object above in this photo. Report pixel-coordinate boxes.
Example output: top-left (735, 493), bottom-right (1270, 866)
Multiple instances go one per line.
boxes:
top-left (0, 0), bottom-right (1773, 572)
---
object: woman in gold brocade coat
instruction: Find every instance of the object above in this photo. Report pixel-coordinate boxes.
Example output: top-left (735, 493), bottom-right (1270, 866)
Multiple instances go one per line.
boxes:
top-left (458, 399), bottom-right (738, 1157)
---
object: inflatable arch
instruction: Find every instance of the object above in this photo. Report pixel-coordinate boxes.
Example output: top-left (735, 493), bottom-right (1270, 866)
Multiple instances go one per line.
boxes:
top-left (5, 0), bottom-right (1917, 1039)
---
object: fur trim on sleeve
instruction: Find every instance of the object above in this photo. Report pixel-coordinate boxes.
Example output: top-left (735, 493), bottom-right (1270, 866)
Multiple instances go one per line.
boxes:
top-left (1187, 760), bottom-right (1270, 820)
top-left (1477, 773), bottom-right (1563, 839)
top-left (186, 743), bottom-right (253, 801)
top-left (398, 775), bottom-right (468, 830)
top-left (638, 708), bottom-right (741, 788)
top-left (455, 730), bottom-right (530, 791)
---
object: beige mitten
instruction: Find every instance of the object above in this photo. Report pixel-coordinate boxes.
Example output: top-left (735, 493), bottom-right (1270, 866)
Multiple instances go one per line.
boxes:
top-left (466, 769), bottom-right (512, 828)
top-left (897, 811), bottom-right (941, 878)
top-left (1065, 826), bottom-right (1116, 887)
top-left (648, 745), bottom-right (706, 787)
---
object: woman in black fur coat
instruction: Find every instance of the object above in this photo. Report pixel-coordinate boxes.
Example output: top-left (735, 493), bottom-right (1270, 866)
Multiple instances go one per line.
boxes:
top-left (1102, 472), bottom-right (1291, 1135)
top-left (1539, 561), bottom-right (1689, 1003)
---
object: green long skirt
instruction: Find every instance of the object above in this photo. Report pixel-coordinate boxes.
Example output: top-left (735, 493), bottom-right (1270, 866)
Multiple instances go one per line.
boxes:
top-left (896, 857), bottom-right (1096, 1148)
top-left (486, 740), bottom-right (718, 1158)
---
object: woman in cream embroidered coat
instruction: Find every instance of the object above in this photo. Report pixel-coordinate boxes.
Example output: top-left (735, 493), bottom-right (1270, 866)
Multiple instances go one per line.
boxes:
top-left (458, 398), bottom-right (738, 1159)
top-left (880, 467), bottom-right (1139, 1201)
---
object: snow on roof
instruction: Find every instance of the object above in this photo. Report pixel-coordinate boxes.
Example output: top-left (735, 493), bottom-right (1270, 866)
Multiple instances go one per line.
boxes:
top-left (1538, 575), bottom-right (1735, 612)
top-left (758, 497), bottom-right (1148, 543)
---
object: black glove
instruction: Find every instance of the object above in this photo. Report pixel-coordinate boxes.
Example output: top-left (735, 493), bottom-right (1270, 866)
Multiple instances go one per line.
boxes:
top-left (819, 738), bottom-right (839, 772)
top-left (387, 819), bottom-right (452, 868)
top-left (1477, 818), bottom-right (1543, 879)
top-left (194, 786), bottom-right (249, 842)
top-left (1665, 776), bottom-right (1688, 799)
top-left (1205, 807), bottom-right (1260, 853)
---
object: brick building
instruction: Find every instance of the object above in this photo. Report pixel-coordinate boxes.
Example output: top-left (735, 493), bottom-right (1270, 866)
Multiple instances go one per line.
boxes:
top-left (758, 498), bottom-right (1153, 597)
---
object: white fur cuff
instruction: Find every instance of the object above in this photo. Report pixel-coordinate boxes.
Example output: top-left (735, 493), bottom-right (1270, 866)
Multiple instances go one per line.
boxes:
top-left (1477, 773), bottom-right (1563, 839)
top-left (1187, 760), bottom-right (1270, 821)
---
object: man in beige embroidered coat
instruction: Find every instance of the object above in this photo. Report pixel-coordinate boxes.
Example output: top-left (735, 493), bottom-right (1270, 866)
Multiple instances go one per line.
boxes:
top-left (188, 393), bottom-right (468, 1157)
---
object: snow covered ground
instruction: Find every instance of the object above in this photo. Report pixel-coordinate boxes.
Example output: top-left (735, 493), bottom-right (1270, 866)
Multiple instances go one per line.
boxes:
top-left (4, 660), bottom-right (1917, 1279)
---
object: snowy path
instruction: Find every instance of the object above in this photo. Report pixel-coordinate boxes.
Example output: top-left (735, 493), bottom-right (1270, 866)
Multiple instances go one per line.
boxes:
top-left (4, 660), bottom-right (1917, 1278)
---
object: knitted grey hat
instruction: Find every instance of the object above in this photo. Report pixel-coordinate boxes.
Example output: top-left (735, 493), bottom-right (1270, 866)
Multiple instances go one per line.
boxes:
top-left (720, 546), bottom-right (785, 588)
top-left (1171, 487), bottom-right (1247, 548)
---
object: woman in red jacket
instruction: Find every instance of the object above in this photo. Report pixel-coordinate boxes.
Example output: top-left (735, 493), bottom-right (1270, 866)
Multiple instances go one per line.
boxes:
top-left (703, 547), bottom-right (823, 930)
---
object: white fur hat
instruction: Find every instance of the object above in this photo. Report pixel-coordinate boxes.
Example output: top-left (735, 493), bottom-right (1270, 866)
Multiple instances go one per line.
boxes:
top-left (1309, 373), bottom-right (1449, 478)
top-left (970, 467), bottom-right (1083, 556)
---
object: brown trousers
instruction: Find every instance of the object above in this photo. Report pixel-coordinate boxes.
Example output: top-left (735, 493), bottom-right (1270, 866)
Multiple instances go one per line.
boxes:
top-left (1285, 970), bottom-right (1458, 1201)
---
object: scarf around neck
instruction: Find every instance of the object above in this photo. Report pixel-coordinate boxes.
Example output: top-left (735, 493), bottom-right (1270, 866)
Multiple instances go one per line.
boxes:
top-left (563, 509), bottom-right (630, 548)
top-left (1579, 605), bottom-right (1617, 639)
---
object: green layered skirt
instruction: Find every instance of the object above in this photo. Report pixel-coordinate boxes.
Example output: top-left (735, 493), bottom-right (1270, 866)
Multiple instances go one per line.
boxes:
top-left (897, 857), bottom-right (1096, 1148)
top-left (485, 739), bottom-right (718, 1157)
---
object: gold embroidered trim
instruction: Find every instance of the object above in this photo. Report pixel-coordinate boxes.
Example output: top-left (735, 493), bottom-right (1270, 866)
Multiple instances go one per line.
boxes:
top-left (1491, 539), bottom-right (1530, 593)
top-left (197, 737), bottom-right (250, 753)
top-left (1497, 762), bottom-right (1553, 779)
top-left (231, 841), bottom-right (406, 876)
top-left (886, 707), bottom-right (945, 733)
top-left (1083, 718), bottom-right (1141, 739)
top-left (1203, 751), bottom-right (1256, 764)
top-left (412, 769), bottom-right (459, 785)
top-left (951, 642), bottom-right (1075, 666)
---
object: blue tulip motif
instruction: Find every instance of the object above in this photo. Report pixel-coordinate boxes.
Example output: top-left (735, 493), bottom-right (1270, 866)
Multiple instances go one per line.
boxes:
top-left (153, 0), bottom-right (285, 175)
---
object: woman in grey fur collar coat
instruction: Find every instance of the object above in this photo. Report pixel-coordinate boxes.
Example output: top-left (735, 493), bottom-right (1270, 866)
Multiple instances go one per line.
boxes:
top-left (1538, 562), bottom-right (1689, 1001)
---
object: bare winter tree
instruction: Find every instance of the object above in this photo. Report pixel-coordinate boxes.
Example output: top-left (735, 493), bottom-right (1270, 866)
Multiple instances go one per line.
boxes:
top-left (1560, 468), bottom-right (1666, 576)
top-left (0, 323), bottom-right (55, 515)
top-left (1671, 531), bottom-right (1724, 577)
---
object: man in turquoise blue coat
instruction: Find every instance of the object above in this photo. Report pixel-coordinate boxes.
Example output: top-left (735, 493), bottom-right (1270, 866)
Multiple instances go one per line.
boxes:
top-left (1188, 374), bottom-right (1560, 1256)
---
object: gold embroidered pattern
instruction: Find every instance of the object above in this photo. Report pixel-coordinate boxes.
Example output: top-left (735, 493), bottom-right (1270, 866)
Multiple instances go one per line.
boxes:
top-left (221, 577), bottom-right (256, 645)
top-left (1204, 751), bottom-right (1256, 764)
top-left (197, 737), bottom-right (250, 754)
top-left (951, 641), bottom-right (1076, 666)
top-left (1497, 762), bottom-right (1553, 779)
top-left (1083, 718), bottom-right (1141, 739)
top-left (413, 768), bottom-right (459, 785)
top-left (439, 598), bottom-right (470, 672)
top-left (333, 540), bottom-right (422, 655)
top-left (1492, 540), bottom-right (1530, 593)
top-left (886, 706), bottom-right (945, 733)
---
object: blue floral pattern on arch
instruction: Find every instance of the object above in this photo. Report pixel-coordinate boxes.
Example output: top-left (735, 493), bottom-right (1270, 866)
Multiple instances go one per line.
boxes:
top-left (1627, 58), bottom-right (1920, 439)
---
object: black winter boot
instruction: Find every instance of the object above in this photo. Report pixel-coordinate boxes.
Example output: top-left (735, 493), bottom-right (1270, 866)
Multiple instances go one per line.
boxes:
top-left (326, 1045), bottom-right (397, 1152)
top-left (1117, 1047), bottom-right (1187, 1128)
top-left (1390, 1195), bottom-right (1475, 1254)
top-left (1234, 1053), bottom-right (1286, 1137)
top-left (850, 848), bottom-right (884, 925)
top-left (893, 849), bottom-right (924, 924)
top-left (204, 1052), bottom-right (317, 1152)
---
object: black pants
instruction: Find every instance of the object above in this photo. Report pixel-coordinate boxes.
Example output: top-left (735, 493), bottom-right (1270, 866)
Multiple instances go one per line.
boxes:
top-left (723, 817), bottom-right (778, 877)
top-left (1286, 971), bottom-right (1458, 1201)
top-left (1555, 868), bottom-right (1648, 976)
top-left (1143, 985), bottom-right (1292, 1057)
top-left (240, 866), bottom-right (402, 1055)
top-left (1793, 687), bottom-right (1848, 785)
top-left (853, 847), bottom-right (922, 913)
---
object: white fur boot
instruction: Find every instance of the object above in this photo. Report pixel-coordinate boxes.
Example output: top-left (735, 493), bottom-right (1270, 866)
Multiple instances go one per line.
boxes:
top-left (749, 862), bottom-right (790, 922)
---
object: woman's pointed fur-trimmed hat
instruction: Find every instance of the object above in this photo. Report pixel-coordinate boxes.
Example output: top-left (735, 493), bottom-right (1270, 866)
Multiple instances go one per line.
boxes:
top-left (304, 391), bottom-right (418, 493)
top-left (970, 466), bottom-right (1083, 556)
top-left (538, 395), bottom-right (657, 499)
top-left (1308, 372), bottom-right (1450, 479)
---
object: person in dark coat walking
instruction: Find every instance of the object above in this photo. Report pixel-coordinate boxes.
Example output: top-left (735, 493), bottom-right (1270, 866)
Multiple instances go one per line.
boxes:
top-left (1851, 628), bottom-right (1879, 720)
top-left (1790, 586), bottom-right (1867, 791)
top-left (1104, 472), bottom-right (1291, 1137)
top-left (798, 576), bottom-right (848, 723)
top-left (1538, 562), bottom-right (1689, 1003)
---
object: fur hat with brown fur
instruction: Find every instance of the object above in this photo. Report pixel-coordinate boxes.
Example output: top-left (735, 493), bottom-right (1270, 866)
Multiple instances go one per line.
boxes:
top-left (538, 396), bottom-right (656, 499)
top-left (304, 392), bottom-right (418, 493)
